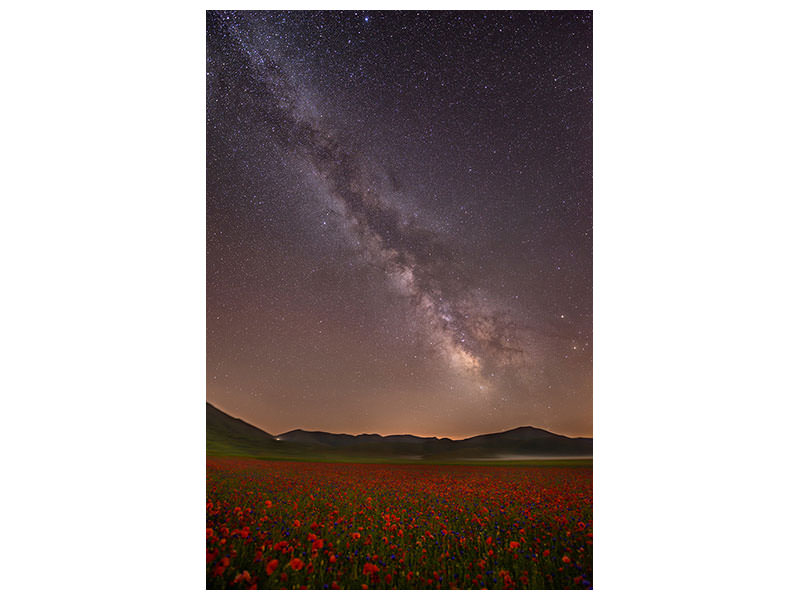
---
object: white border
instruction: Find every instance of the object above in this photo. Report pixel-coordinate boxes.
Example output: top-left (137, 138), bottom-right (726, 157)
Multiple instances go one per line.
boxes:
top-left (3, 2), bottom-right (799, 598)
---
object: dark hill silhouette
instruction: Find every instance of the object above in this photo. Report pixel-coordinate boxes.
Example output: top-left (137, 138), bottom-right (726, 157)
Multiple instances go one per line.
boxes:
top-left (206, 402), bottom-right (282, 456)
top-left (207, 402), bottom-right (592, 461)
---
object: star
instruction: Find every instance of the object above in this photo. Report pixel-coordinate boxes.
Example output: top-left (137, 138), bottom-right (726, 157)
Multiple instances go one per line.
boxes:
top-left (207, 10), bottom-right (592, 439)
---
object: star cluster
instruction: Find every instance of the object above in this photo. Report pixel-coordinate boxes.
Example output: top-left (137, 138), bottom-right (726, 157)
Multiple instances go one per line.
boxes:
top-left (207, 10), bottom-right (592, 438)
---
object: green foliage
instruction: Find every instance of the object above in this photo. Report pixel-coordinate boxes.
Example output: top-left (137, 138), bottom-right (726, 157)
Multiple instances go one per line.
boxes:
top-left (207, 457), bottom-right (593, 589)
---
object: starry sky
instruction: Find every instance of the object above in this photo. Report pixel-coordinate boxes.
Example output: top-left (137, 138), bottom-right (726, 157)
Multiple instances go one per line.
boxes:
top-left (207, 10), bottom-right (592, 439)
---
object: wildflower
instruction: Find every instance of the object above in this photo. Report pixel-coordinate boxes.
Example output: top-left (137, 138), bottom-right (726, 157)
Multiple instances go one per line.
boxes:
top-left (289, 558), bottom-right (304, 571)
top-left (562, 555), bottom-right (571, 564)
top-left (265, 559), bottom-right (279, 576)
top-left (509, 541), bottom-right (520, 550)
top-left (232, 571), bottom-right (252, 585)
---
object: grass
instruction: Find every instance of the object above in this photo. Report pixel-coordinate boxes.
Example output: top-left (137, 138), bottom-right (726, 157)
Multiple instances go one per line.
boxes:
top-left (207, 456), bottom-right (593, 589)
top-left (207, 442), bottom-right (592, 468)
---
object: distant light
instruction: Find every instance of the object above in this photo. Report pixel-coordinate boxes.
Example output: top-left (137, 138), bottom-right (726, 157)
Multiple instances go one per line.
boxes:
top-left (364, 16), bottom-right (369, 22)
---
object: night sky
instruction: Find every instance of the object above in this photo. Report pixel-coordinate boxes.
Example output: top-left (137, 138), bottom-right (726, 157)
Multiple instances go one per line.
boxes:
top-left (207, 10), bottom-right (592, 439)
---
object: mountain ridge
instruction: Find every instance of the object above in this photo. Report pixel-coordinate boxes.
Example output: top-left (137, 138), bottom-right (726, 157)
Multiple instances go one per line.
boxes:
top-left (275, 423), bottom-right (590, 442)
top-left (207, 402), bottom-right (592, 460)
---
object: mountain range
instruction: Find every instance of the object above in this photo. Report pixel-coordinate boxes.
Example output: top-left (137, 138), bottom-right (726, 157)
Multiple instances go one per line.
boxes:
top-left (207, 402), bottom-right (592, 462)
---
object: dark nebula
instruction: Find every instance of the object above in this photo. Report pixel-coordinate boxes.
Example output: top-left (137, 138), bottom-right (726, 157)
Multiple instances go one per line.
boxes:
top-left (207, 10), bottom-right (592, 439)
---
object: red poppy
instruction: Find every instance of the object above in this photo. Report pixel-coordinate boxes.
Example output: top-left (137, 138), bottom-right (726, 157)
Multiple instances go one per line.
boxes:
top-left (233, 571), bottom-right (252, 585)
top-left (265, 559), bottom-right (279, 575)
top-left (207, 456), bottom-right (593, 590)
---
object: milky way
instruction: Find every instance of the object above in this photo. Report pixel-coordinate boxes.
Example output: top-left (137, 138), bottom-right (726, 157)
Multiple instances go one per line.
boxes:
top-left (207, 11), bottom-right (592, 438)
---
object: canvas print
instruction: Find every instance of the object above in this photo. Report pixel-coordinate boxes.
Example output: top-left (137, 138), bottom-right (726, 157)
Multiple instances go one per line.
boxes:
top-left (207, 10), bottom-right (592, 590)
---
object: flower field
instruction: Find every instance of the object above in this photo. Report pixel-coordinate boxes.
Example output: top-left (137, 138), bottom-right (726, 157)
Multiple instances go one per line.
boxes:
top-left (206, 457), bottom-right (592, 589)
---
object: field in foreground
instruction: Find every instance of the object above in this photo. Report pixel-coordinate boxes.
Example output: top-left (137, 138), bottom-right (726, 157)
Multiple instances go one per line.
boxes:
top-left (207, 457), bottom-right (592, 589)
